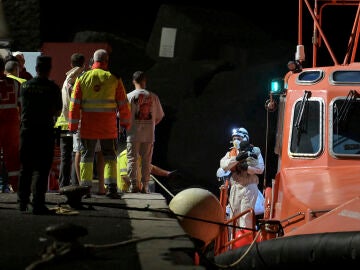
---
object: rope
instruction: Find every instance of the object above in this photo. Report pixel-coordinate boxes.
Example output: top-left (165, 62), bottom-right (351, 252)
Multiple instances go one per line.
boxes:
top-left (150, 175), bottom-right (175, 198)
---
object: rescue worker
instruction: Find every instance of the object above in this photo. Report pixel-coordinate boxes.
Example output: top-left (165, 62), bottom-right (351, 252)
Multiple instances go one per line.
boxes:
top-left (68, 49), bottom-right (131, 199)
top-left (4, 60), bottom-right (27, 84)
top-left (17, 55), bottom-right (62, 214)
top-left (220, 127), bottom-right (264, 230)
top-left (0, 56), bottom-right (21, 192)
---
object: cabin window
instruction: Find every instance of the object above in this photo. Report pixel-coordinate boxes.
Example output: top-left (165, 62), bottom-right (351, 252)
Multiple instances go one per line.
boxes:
top-left (296, 70), bottom-right (323, 84)
top-left (331, 71), bottom-right (360, 84)
top-left (330, 92), bottom-right (360, 157)
top-left (289, 95), bottom-right (322, 157)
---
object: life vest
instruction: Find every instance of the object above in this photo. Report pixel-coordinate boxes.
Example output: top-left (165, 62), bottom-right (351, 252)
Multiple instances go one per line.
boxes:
top-left (229, 147), bottom-right (238, 172)
top-left (0, 76), bottom-right (20, 113)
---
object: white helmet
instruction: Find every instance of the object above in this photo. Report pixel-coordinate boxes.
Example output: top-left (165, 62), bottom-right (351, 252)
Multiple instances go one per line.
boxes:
top-left (232, 127), bottom-right (249, 141)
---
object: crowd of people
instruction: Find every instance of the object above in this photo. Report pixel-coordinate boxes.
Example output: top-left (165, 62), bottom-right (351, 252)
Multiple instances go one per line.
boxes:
top-left (1, 48), bottom-right (266, 220)
top-left (0, 48), bottom-right (172, 214)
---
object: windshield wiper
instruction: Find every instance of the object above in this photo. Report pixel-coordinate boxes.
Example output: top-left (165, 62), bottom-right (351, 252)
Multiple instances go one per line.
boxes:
top-left (294, 91), bottom-right (311, 145)
top-left (334, 90), bottom-right (359, 126)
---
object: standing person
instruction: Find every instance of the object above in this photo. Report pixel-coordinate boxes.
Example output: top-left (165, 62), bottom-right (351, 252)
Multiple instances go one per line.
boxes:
top-left (69, 49), bottom-right (131, 199)
top-left (220, 127), bottom-right (264, 230)
top-left (17, 55), bottom-right (62, 214)
top-left (0, 56), bottom-right (21, 192)
top-left (72, 57), bottom-right (106, 195)
top-left (55, 53), bottom-right (85, 188)
top-left (126, 71), bottom-right (164, 193)
top-left (12, 51), bottom-right (33, 81)
top-left (4, 60), bottom-right (27, 84)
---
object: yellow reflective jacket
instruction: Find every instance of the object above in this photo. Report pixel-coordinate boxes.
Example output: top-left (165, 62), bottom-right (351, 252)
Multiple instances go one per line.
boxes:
top-left (54, 112), bottom-right (68, 130)
top-left (69, 63), bottom-right (131, 139)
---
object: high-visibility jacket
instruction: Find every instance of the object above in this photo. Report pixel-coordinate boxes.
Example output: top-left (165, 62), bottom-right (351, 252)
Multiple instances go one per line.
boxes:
top-left (0, 75), bottom-right (21, 190)
top-left (68, 63), bottom-right (131, 139)
top-left (54, 112), bottom-right (68, 130)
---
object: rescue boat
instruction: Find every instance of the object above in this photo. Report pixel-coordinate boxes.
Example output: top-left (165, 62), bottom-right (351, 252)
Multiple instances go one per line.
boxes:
top-left (211, 1), bottom-right (360, 268)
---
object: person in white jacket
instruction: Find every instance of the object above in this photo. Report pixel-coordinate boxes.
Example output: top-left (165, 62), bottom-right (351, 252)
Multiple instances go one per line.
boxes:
top-left (54, 53), bottom-right (85, 187)
top-left (220, 127), bottom-right (264, 230)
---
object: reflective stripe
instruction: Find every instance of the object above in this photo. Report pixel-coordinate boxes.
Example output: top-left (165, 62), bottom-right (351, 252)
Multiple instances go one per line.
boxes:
top-left (0, 104), bottom-right (18, 109)
top-left (69, 119), bottom-right (80, 124)
top-left (70, 97), bottom-right (81, 104)
top-left (104, 177), bottom-right (117, 185)
top-left (82, 108), bottom-right (117, 112)
top-left (104, 160), bottom-right (117, 185)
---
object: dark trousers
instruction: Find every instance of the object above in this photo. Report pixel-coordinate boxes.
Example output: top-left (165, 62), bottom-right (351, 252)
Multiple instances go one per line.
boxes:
top-left (17, 129), bottom-right (54, 208)
top-left (58, 134), bottom-right (78, 187)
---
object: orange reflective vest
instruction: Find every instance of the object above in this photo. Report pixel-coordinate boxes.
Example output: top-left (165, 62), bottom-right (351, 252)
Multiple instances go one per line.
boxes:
top-left (69, 65), bottom-right (131, 139)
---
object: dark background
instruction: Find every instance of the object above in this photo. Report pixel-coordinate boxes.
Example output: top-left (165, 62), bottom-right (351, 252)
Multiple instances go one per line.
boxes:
top-left (39, 1), bottom-right (298, 44)
top-left (39, 1), bottom-right (354, 66)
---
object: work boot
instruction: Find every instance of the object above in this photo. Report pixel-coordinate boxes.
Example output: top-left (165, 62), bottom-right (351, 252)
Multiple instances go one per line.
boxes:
top-left (106, 183), bottom-right (121, 199)
top-left (18, 197), bottom-right (30, 212)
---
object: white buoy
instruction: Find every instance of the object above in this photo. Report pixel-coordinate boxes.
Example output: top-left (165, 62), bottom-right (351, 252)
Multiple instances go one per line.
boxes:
top-left (169, 188), bottom-right (223, 246)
